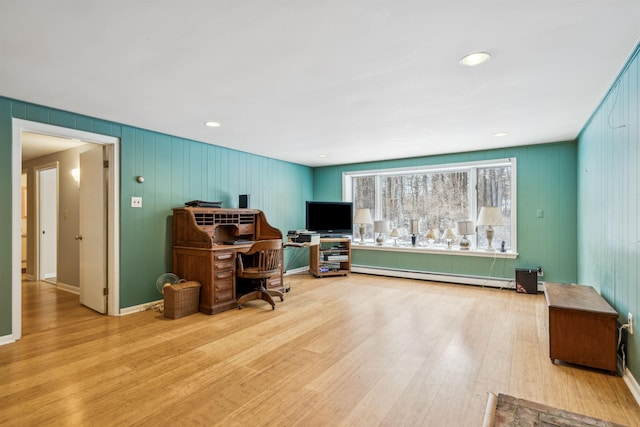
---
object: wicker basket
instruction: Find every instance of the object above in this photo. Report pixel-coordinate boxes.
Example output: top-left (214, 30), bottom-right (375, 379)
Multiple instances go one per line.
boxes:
top-left (164, 280), bottom-right (201, 319)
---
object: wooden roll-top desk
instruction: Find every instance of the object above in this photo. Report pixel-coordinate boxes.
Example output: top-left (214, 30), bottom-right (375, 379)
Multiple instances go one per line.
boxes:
top-left (172, 207), bottom-right (283, 314)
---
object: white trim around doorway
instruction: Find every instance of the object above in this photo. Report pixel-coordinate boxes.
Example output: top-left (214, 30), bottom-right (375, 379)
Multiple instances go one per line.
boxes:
top-left (11, 119), bottom-right (121, 343)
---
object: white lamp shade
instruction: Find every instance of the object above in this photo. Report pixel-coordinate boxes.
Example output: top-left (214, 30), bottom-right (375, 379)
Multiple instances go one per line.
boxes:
top-left (373, 220), bottom-right (388, 233)
top-left (476, 207), bottom-right (504, 226)
top-left (390, 227), bottom-right (400, 238)
top-left (442, 228), bottom-right (456, 240)
top-left (425, 228), bottom-right (439, 239)
top-left (354, 208), bottom-right (373, 225)
top-left (456, 220), bottom-right (474, 235)
top-left (409, 219), bottom-right (420, 234)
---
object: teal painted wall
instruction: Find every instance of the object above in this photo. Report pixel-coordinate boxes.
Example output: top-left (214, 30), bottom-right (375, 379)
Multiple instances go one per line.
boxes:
top-left (119, 127), bottom-right (312, 307)
top-left (578, 44), bottom-right (640, 378)
top-left (0, 99), bottom-right (12, 336)
top-left (314, 142), bottom-right (578, 283)
top-left (0, 97), bottom-right (313, 336)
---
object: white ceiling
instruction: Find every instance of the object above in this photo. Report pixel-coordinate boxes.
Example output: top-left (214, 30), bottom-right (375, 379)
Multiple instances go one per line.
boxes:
top-left (2, 2), bottom-right (640, 167)
top-left (21, 132), bottom-right (88, 162)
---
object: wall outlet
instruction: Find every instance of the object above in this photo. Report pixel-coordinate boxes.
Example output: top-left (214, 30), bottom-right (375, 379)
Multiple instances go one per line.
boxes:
top-left (536, 266), bottom-right (544, 277)
top-left (629, 312), bottom-right (634, 335)
top-left (131, 196), bottom-right (142, 208)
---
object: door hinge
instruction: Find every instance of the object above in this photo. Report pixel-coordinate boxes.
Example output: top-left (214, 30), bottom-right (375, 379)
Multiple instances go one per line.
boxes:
top-left (103, 160), bottom-right (109, 168)
top-left (103, 287), bottom-right (109, 296)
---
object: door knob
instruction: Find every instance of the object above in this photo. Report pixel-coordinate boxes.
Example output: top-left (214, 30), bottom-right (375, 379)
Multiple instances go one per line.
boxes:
top-left (74, 235), bottom-right (83, 241)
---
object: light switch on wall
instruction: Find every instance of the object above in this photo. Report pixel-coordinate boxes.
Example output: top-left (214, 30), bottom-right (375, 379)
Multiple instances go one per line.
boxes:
top-left (536, 209), bottom-right (543, 218)
top-left (131, 197), bottom-right (142, 208)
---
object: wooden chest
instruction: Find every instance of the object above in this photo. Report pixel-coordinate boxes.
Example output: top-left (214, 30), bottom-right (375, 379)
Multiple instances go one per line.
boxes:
top-left (544, 282), bottom-right (618, 373)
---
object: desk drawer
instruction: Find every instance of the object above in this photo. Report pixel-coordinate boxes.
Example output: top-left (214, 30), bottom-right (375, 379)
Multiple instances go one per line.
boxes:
top-left (215, 279), bottom-right (233, 291)
top-left (214, 282), bottom-right (233, 302)
top-left (214, 270), bottom-right (233, 280)
top-left (215, 261), bottom-right (234, 271)
top-left (214, 251), bottom-right (234, 271)
top-left (214, 251), bottom-right (234, 261)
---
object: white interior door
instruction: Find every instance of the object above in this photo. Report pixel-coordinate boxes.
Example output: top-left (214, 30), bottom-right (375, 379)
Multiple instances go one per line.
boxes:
top-left (79, 146), bottom-right (107, 313)
top-left (38, 167), bottom-right (57, 282)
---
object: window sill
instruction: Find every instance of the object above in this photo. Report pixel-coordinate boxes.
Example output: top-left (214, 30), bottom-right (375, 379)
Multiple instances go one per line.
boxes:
top-left (351, 242), bottom-right (518, 259)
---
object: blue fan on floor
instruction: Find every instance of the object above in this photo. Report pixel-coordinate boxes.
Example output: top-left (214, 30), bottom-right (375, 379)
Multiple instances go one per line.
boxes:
top-left (155, 273), bottom-right (180, 296)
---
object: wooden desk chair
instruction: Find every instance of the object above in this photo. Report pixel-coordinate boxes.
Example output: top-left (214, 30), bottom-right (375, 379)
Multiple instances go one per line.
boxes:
top-left (236, 239), bottom-right (284, 310)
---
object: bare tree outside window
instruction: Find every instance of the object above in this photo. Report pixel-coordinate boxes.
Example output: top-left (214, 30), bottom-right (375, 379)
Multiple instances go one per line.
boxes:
top-left (380, 172), bottom-right (468, 243)
top-left (477, 166), bottom-right (511, 250)
top-left (352, 176), bottom-right (375, 240)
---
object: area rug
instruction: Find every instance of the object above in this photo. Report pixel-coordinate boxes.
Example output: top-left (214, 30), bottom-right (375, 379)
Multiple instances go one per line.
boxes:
top-left (482, 392), bottom-right (626, 427)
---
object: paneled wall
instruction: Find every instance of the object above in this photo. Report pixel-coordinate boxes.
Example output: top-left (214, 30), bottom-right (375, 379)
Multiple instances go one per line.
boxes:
top-left (0, 97), bottom-right (313, 338)
top-left (0, 99), bottom-right (12, 336)
top-left (119, 127), bottom-right (312, 306)
top-left (578, 44), bottom-right (640, 378)
top-left (314, 142), bottom-right (578, 284)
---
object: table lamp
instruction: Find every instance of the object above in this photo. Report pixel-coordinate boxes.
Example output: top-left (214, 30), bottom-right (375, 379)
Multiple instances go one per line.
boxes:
top-left (409, 219), bottom-right (420, 247)
top-left (455, 220), bottom-right (474, 250)
top-left (353, 208), bottom-right (373, 244)
top-left (424, 228), bottom-right (440, 245)
top-left (390, 227), bottom-right (400, 246)
top-left (425, 228), bottom-right (439, 246)
top-left (476, 206), bottom-right (504, 251)
top-left (442, 227), bottom-right (456, 249)
top-left (373, 220), bottom-right (388, 245)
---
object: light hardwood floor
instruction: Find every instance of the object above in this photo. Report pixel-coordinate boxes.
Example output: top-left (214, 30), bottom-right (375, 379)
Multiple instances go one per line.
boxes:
top-left (2, 274), bottom-right (640, 426)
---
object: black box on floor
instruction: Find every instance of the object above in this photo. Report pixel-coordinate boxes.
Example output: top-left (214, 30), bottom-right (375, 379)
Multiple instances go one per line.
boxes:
top-left (515, 268), bottom-right (538, 294)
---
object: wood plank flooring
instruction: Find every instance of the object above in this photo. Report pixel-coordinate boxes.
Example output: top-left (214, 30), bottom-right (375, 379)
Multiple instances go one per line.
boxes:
top-left (2, 274), bottom-right (639, 426)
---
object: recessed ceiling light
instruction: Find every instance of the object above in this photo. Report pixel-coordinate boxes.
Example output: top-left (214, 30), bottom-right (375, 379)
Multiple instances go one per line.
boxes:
top-left (492, 132), bottom-right (509, 137)
top-left (460, 52), bottom-right (491, 67)
top-left (204, 121), bottom-right (221, 128)
top-left (317, 154), bottom-right (327, 158)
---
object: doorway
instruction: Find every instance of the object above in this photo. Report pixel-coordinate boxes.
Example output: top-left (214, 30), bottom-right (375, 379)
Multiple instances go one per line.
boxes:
top-left (11, 119), bottom-right (120, 342)
top-left (35, 164), bottom-right (58, 284)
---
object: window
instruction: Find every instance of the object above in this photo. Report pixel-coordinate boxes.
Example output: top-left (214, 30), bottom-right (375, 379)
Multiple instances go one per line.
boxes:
top-left (344, 158), bottom-right (516, 252)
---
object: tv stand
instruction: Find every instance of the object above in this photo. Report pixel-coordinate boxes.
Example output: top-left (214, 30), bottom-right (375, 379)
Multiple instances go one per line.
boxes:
top-left (309, 238), bottom-right (351, 277)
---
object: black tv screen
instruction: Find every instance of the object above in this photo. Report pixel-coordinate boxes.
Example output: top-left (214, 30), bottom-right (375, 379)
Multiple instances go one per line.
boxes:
top-left (305, 201), bottom-right (353, 237)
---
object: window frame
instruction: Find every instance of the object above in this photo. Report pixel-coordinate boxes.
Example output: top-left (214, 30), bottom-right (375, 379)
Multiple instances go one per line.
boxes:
top-left (342, 158), bottom-right (517, 256)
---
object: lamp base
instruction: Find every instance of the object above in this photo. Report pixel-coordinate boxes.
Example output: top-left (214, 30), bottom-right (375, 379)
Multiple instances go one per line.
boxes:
top-left (376, 234), bottom-right (385, 245)
top-left (459, 236), bottom-right (470, 250)
top-left (485, 226), bottom-right (495, 251)
top-left (359, 224), bottom-right (366, 244)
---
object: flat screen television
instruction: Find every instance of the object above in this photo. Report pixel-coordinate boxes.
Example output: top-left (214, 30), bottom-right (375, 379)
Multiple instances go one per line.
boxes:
top-left (305, 201), bottom-right (353, 237)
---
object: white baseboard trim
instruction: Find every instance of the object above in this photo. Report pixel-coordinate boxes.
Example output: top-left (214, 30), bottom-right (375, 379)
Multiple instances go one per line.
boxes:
top-left (624, 367), bottom-right (640, 406)
top-left (351, 265), bottom-right (524, 290)
top-left (0, 334), bottom-right (16, 346)
top-left (119, 299), bottom-right (163, 316)
top-left (56, 282), bottom-right (79, 295)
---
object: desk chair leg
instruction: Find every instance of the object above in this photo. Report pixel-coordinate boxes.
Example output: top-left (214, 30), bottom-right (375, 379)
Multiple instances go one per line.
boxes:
top-left (266, 289), bottom-right (284, 302)
top-left (258, 290), bottom-right (276, 310)
top-left (237, 281), bottom-right (277, 310)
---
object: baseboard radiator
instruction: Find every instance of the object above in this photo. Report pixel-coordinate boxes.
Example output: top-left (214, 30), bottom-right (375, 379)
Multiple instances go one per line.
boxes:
top-left (352, 265), bottom-right (522, 290)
